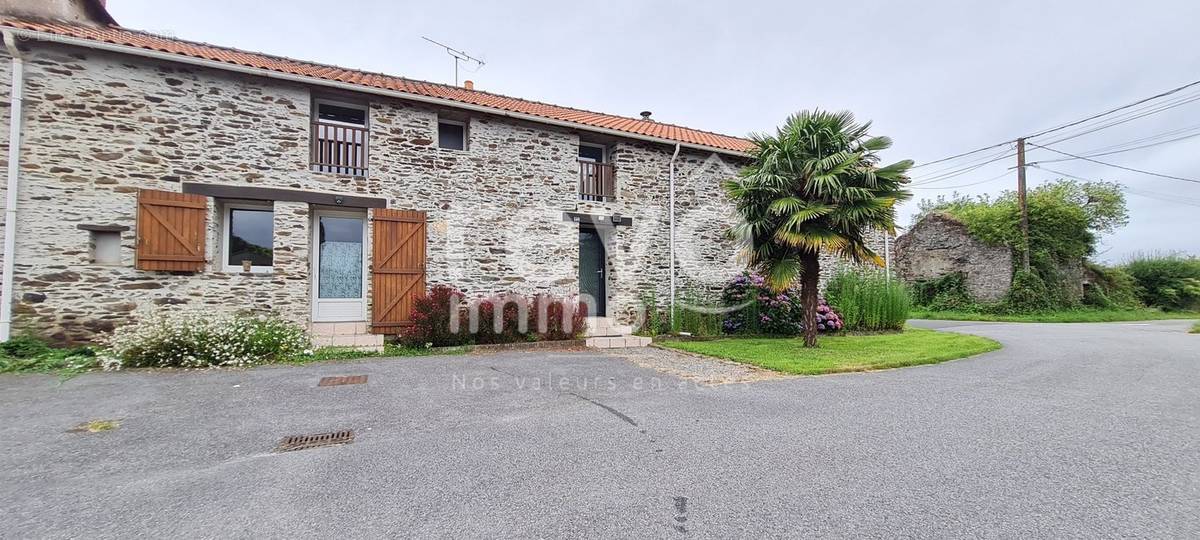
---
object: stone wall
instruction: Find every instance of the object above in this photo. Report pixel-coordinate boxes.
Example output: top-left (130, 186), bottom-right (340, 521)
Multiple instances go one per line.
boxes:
top-left (0, 41), bottom-right (879, 343)
top-left (893, 213), bottom-right (1012, 302)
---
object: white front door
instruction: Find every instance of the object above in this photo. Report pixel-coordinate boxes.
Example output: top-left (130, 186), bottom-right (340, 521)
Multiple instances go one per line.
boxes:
top-left (312, 209), bottom-right (367, 322)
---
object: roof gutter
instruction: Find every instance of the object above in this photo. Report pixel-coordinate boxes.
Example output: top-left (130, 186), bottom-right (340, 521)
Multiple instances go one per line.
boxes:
top-left (1, 26), bottom-right (750, 158)
top-left (1, 29), bottom-right (24, 341)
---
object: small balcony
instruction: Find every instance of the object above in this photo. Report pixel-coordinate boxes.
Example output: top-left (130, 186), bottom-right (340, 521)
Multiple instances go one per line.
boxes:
top-left (579, 161), bottom-right (615, 201)
top-left (311, 122), bottom-right (369, 177)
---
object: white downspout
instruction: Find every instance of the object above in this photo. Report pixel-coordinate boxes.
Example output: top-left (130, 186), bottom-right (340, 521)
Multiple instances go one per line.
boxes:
top-left (0, 31), bottom-right (23, 342)
top-left (884, 232), bottom-right (892, 283)
top-left (668, 143), bottom-right (680, 326)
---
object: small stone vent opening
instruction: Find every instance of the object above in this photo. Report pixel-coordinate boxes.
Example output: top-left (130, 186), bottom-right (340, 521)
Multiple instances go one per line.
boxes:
top-left (275, 430), bottom-right (355, 452)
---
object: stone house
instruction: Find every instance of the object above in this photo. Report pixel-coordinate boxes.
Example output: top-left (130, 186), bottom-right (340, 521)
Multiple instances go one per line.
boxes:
top-left (893, 213), bottom-right (1013, 302)
top-left (0, 1), bottom-right (883, 346)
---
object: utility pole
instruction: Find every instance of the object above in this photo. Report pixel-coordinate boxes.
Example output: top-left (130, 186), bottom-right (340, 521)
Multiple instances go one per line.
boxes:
top-left (1016, 137), bottom-right (1031, 271)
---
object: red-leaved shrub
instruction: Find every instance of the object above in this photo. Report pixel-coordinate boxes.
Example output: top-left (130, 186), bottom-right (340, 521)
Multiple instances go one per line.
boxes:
top-left (401, 285), bottom-right (471, 347)
top-left (401, 287), bottom-right (587, 347)
top-left (530, 294), bottom-right (587, 341)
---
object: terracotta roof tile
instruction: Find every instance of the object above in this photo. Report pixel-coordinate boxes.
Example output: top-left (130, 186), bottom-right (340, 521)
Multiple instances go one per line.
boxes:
top-left (0, 18), bottom-right (753, 153)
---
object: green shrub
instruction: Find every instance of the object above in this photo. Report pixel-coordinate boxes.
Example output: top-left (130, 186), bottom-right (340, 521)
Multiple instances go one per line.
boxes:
top-left (636, 290), bottom-right (669, 336)
top-left (1123, 253), bottom-right (1200, 311)
top-left (910, 272), bottom-right (978, 312)
top-left (825, 270), bottom-right (910, 331)
top-left (0, 335), bottom-right (97, 376)
top-left (1082, 262), bottom-right (1141, 310)
top-left (101, 310), bottom-right (311, 369)
top-left (1001, 270), bottom-right (1053, 313)
top-left (0, 334), bottom-right (52, 358)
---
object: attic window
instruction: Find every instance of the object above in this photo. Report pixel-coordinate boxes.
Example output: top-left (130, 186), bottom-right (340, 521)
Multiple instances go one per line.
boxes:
top-left (316, 102), bottom-right (366, 126)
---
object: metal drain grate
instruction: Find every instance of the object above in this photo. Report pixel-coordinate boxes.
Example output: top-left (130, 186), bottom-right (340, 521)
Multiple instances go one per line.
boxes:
top-left (275, 430), bottom-right (354, 452)
top-left (318, 375), bottom-right (368, 387)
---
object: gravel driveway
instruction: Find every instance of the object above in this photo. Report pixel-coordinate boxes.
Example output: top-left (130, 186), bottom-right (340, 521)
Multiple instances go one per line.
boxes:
top-left (0, 320), bottom-right (1196, 538)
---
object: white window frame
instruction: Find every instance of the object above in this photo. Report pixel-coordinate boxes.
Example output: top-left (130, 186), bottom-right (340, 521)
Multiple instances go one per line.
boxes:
top-left (579, 142), bottom-right (607, 163)
top-left (221, 201), bottom-right (275, 273)
top-left (437, 118), bottom-right (468, 151)
top-left (314, 98), bottom-right (369, 128)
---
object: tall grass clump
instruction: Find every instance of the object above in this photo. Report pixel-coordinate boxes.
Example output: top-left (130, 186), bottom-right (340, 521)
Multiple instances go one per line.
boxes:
top-left (824, 270), bottom-right (910, 331)
top-left (671, 286), bottom-right (723, 336)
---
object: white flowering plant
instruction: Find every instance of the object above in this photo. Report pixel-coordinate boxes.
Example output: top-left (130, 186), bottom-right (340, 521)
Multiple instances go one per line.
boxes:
top-left (100, 308), bottom-right (311, 369)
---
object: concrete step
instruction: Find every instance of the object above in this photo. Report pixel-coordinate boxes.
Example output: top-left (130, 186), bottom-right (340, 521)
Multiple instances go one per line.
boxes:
top-left (310, 322), bottom-right (384, 352)
top-left (585, 335), bottom-right (652, 349)
top-left (311, 321), bottom-right (369, 336)
top-left (584, 317), bottom-right (634, 337)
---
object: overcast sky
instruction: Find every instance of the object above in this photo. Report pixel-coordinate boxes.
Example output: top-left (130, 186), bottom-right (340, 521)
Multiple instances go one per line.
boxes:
top-left (108, 0), bottom-right (1200, 263)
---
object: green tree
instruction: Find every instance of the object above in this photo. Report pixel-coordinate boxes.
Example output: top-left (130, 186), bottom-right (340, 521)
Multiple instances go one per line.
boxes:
top-left (916, 179), bottom-right (1127, 262)
top-left (725, 110), bottom-right (913, 346)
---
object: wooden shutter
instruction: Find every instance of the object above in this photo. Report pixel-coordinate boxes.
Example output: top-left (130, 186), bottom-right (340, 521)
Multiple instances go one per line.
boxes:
top-left (371, 209), bottom-right (426, 334)
top-left (136, 189), bottom-right (208, 272)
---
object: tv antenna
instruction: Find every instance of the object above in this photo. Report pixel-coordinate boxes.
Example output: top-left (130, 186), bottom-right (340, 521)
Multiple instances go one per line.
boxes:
top-left (422, 36), bottom-right (485, 86)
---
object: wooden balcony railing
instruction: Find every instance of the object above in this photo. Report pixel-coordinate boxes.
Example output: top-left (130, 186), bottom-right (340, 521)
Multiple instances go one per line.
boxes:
top-left (579, 161), bottom-right (615, 201)
top-left (311, 122), bottom-right (369, 177)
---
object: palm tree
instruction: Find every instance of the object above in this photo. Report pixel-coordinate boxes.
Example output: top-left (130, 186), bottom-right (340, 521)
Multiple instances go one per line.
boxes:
top-left (726, 110), bottom-right (913, 347)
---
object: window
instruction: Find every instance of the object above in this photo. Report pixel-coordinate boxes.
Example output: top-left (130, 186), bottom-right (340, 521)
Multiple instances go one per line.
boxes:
top-left (438, 119), bottom-right (466, 150)
top-left (312, 99), bottom-right (369, 176)
top-left (223, 203), bottom-right (274, 272)
top-left (579, 143), bottom-right (605, 162)
top-left (316, 102), bottom-right (366, 125)
top-left (90, 230), bottom-right (122, 265)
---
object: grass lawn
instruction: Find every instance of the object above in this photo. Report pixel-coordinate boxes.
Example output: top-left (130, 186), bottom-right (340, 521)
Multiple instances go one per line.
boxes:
top-left (1191, 322), bottom-right (1200, 334)
top-left (910, 308), bottom-right (1200, 324)
top-left (659, 328), bottom-right (1000, 376)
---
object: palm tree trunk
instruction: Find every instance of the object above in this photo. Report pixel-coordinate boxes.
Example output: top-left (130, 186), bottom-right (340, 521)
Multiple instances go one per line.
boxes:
top-left (801, 252), bottom-right (820, 347)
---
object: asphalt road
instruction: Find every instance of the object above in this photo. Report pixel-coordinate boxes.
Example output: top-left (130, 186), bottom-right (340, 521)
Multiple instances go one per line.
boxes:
top-left (1, 320), bottom-right (1197, 538)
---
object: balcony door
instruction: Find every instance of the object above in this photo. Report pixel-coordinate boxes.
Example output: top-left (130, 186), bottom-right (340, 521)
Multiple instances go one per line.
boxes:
top-left (579, 143), bottom-right (610, 201)
top-left (312, 209), bottom-right (368, 322)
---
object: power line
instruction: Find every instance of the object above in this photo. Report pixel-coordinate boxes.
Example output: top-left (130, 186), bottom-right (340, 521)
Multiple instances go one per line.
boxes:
top-left (910, 169), bottom-right (1013, 190)
top-left (910, 141), bottom-right (1013, 169)
top-left (1030, 164), bottom-right (1200, 208)
top-left (1033, 130), bottom-right (1200, 164)
top-left (910, 147), bottom-right (1020, 185)
top-left (909, 144), bottom-right (1014, 179)
top-left (1023, 78), bottom-right (1200, 140)
top-left (1026, 142), bottom-right (1200, 184)
top-left (913, 78), bottom-right (1200, 172)
top-left (1062, 121), bottom-right (1200, 155)
top-left (1032, 90), bottom-right (1200, 146)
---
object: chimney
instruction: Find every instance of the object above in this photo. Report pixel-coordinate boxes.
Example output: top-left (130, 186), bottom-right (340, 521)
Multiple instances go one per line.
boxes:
top-left (640, 111), bottom-right (653, 121)
top-left (463, 80), bottom-right (474, 90)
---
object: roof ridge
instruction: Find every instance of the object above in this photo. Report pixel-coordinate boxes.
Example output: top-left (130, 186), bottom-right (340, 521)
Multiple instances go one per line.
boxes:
top-left (0, 17), bottom-right (753, 152)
